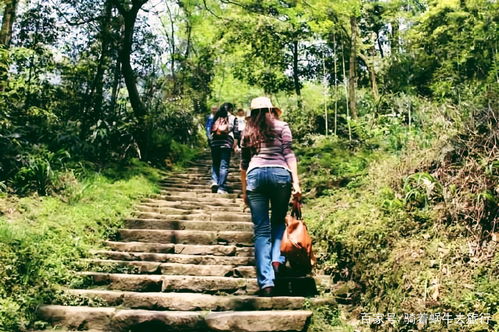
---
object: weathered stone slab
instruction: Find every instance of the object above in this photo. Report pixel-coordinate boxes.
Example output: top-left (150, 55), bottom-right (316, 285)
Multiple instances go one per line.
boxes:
top-left (206, 310), bottom-right (312, 332)
top-left (131, 211), bottom-right (250, 222)
top-left (124, 218), bottom-right (253, 232)
top-left (118, 229), bottom-right (253, 245)
top-left (38, 305), bottom-right (115, 331)
top-left (94, 250), bottom-right (255, 265)
top-left (79, 273), bottom-right (259, 294)
top-left (104, 241), bottom-right (176, 254)
top-left (67, 290), bottom-right (329, 312)
top-left (80, 272), bottom-right (163, 292)
top-left (160, 275), bottom-right (259, 295)
top-left (85, 259), bottom-right (256, 277)
top-left (111, 309), bottom-right (205, 332)
top-left (103, 242), bottom-right (254, 257)
top-left (141, 201), bottom-right (244, 212)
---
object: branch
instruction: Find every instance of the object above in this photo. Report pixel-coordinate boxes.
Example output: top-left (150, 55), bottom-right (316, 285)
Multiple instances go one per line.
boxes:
top-left (49, 0), bottom-right (103, 27)
top-left (357, 52), bottom-right (369, 68)
top-left (111, 0), bottom-right (128, 15)
top-left (133, 0), bottom-right (149, 11)
top-left (219, 0), bottom-right (246, 9)
top-left (202, 0), bottom-right (223, 20)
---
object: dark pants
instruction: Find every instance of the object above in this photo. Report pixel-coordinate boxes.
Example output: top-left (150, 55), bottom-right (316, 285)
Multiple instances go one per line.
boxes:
top-left (211, 147), bottom-right (231, 191)
top-left (246, 167), bottom-right (291, 289)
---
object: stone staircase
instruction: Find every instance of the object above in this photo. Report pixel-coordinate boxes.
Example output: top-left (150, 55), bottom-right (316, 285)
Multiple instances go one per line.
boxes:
top-left (37, 156), bottom-right (333, 332)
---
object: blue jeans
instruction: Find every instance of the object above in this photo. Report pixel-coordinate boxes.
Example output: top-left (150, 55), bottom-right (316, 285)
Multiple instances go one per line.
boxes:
top-left (211, 147), bottom-right (231, 191)
top-left (246, 167), bottom-right (291, 289)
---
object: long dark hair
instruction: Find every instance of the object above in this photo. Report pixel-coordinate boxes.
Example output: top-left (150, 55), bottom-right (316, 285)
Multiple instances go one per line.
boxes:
top-left (213, 103), bottom-right (235, 122)
top-left (242, 108), bottom-right (275, 151)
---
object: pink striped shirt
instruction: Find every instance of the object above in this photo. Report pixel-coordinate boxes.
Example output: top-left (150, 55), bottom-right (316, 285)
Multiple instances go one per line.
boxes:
top-left (240, 120), bottom-right (297, 173)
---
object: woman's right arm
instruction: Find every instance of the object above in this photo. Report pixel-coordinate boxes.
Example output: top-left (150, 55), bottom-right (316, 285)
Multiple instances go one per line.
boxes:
top-left (241, 169), bottom-right (248, 206)
top-left (241, 145), bottom-right (251, 206)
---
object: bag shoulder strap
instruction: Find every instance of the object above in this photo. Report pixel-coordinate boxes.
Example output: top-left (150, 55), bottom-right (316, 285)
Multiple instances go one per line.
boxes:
top-left (291, 194), bottom-right (302, 220)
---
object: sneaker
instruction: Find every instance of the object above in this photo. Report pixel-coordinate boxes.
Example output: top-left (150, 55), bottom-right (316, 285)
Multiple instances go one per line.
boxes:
top-left (217, 188), bottom-right (228, 194)
top-left (272, 262), bottom-right (282, 275)
top-left (210, 183), bottom-right (218, 193)
top-left (259, 286), bottom-right (274, 297)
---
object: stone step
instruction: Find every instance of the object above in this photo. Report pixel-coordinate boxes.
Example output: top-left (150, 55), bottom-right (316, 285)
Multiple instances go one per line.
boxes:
top-left (160, 173), bottom-right (219, 179)
top-left (83, 259), bottom-right (256, 278)
top-left (183, 166), bottom-right (240, 172)
top-left (159, 188), bottom-right (243, 195)
top-left (79, 272), bottom-right (259, 294)
top-left (151, 194), bottom-right (242, 203)
top-left (160, 178), bottom-right (240, 185)
top-left (131, 211), bottom-right (251, 222)
top-left (125, 218), bottom-right (253, 232)
top-left (134, 205), bottom-right (205, 215)
top-left (93, 250), bottom-right (255, 265)
top-left (160, 182), bottom-right (242, 190)
top-left (159, 176), bottom-right (241, 188)
top-left (79, 272), bottom-right (319, 296)
top-left (38, 305), bottom-right (312, 332)
top-left (142, 198), bottom-right (243, 209)
top-left (206, 310), bottom-right (311, 332)
top-left (36, 154), bottom-right (327, 331)
top-left (159, 191), bottom-right (241, 199)
top-left (173, 170), bottom-right (240, 178)
top-left (137, 202), bottom-right (244, 213)
top-left (103, 241), bottom-right (254, 257)
top-left (118, 229), bottom-right (253, 245)
top-left (66, 289), bottom-right (332, 311)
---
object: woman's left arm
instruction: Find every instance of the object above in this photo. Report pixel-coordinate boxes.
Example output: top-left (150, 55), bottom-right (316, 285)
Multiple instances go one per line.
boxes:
top-left (282, 124), bottom-right (300, 194)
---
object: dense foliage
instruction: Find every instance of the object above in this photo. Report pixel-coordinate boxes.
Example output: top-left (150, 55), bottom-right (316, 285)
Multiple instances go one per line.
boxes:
top-left (0, 0), bottom-right (497, 330)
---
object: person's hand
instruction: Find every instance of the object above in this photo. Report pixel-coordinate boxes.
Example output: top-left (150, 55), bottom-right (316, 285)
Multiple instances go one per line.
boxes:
top-left (292, 182), bottom-right (301, 195)
top-left (242, 193), bottom-right (249, 211)
top-left (233, 144), bottom-right (240, 153)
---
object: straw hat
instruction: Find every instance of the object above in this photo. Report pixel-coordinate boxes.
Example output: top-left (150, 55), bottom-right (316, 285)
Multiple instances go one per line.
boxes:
top-left (250, 96), bottom-right (282, 116)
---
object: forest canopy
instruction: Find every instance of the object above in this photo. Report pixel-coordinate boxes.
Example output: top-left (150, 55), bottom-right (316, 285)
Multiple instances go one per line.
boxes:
top-left (1, 0), bottom-right (497, 194)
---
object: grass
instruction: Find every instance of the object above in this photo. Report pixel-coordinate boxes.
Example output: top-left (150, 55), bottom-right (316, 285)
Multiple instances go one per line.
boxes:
top-left (0, 160), bottom-right (162, 331)
top-left (299, 107), bottom-right (498, 331)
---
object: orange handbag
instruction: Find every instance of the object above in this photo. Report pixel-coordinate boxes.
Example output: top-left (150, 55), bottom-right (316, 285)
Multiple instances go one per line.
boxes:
top-left (280, 193), bottom-right (316, 274)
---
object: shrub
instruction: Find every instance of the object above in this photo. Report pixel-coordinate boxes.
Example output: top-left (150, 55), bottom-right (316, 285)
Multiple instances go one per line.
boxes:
top-left (11, 148), bottom-right (70, 196)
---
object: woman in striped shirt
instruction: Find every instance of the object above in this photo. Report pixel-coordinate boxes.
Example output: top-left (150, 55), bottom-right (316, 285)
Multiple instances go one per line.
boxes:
top-left (240, 97), bottom-right (301, 296)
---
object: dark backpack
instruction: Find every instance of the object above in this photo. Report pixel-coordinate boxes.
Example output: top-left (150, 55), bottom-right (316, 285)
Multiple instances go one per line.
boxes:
top-left (211, 116), bottom-right (230, 136)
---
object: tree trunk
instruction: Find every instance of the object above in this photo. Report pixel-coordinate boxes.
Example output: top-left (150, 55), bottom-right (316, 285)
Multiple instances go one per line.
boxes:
top-left (177, 1), bottom-right (192, 95)
top-left (110, 16), bottom-right (124, 112)
top-left (180, 20), bottom-right (192, 94)
top-left (110, 56), bottom-right (121, 113)
top-left (83, 0), bottom-right (113, 133)
top-left (348, 16), bottom-right (358, 118)
top-left (376, 31), bottom-right (384, 58)
top-left (0, 0), bottom-right (18, 91)
top-left (165, 1), bottom-right (176, 94)
top-left (333, 33), bottom-right (338, 135)
top-left (91, 0), bottom-right (113, 117)
top-left (292, 39), bottom-right (302, 109)
top-left (390, 20), bottom-right (399, 54)
top-left (359, 41), bottom-right (379, 102)
top-left (113, 0), bottom-right (148, 157)
top-left (118, 5), bottom-right (147, 119)
top-left (342, 42), bottom-right (352, 141)
top-left (0, 0), bottom-right (18, 47)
